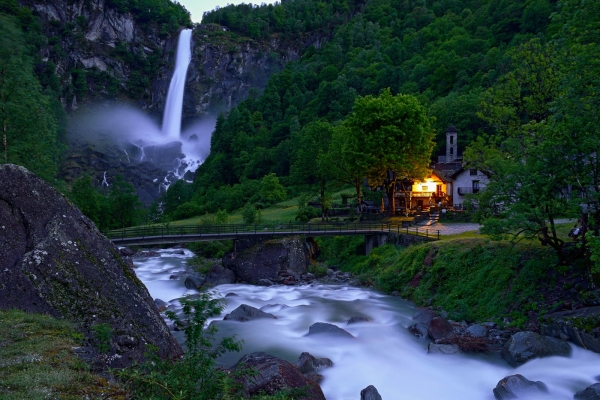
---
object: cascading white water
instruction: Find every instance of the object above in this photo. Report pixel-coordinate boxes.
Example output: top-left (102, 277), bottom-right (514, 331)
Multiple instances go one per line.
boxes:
top-left (133, 252), bottom-right (600, 400)
top-left (162, 29), bottom-right (192, 141)
top-left (101, 171), bottom-right (109, 187)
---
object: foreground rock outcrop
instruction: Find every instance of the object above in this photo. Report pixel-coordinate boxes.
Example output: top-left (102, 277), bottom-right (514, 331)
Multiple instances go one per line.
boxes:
top-left (0, 164), bottom-right (181, 368)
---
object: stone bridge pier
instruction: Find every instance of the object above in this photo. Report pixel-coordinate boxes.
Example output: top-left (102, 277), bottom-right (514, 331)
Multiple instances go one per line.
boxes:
top-left (364, 234), bottom-right (388, 255)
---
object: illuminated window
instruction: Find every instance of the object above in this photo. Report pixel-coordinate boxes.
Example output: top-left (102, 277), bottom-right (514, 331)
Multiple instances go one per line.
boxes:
top-left (422, 186), bottom-right (428, 191)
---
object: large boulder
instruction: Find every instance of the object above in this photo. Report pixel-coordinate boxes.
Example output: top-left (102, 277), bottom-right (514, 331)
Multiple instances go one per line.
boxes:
top-left (575, 383), bottom-right (600, 400)
top-left (231, 352), bottom-right (326, 399)
top-left (492, 374), bottom-right (548, 400)
top-left (0, 164), bottom-right (181, 368)
top-left (501, 331), bottom-right (571, 367)
top-left (223, 237), bottom-right (312, 283)
top-left (202, 264), bottom-right (236, 287)
top-left (409, 309), bottom-right (439, 339)
top-left (361, 385), bottom-right (383, 400)
top-left (295, 352), bottom-right (333, 374)
top-left (307, 322), bottom-right (354, 338)
top-left (427, 316), bottom-right (454, 341)
top-left (223, 304), bottom-right (277, 322)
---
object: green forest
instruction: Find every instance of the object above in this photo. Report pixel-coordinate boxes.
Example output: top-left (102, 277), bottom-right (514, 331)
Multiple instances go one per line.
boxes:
top-left (178, 0), bottom-right (596, 217)
top-left (1, 0), bottom-right (599, 244)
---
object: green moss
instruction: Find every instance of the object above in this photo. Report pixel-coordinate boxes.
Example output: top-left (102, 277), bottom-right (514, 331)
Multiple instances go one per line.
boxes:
top-left (0, 309), bottom-right (127, 399)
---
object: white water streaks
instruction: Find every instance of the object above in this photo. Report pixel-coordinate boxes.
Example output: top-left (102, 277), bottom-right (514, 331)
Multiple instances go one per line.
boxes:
top-left (132, 253), bottom-right (600, 400)
top-left (162, 29), bottom-right (193, 141)
top-left (101, 171), bottom-right (109, 187)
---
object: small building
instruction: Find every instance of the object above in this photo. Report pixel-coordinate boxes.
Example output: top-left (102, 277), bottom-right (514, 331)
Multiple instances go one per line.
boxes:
top-left (393, 125), bottom-right (489, 210)
top-left (393, 172), bottom-right (449, 213)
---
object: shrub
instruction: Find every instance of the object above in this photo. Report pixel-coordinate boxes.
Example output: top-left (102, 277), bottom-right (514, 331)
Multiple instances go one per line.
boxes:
top-left (117, 293), bottom-right (243, 399)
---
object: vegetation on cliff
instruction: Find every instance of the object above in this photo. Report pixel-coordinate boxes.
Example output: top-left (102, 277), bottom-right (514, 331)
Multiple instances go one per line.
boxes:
top-left (0, 2), bottom-right (65, 181)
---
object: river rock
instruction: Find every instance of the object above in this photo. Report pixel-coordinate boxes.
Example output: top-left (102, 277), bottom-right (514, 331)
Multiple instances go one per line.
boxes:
top-left (541, 321), bottom-right (600, 353)
top-left (492, 374), bottom-right (548, 400)
top-left (428, 316), bottom-right (454, 341)
top-left (295, 352), bottom-right (333, 375)
top-left (466, 324), bottom-right (488, 338)
top-left (202, 264), bottom-right (235, 287)
top-left (223, 237), bottom-right (312, 283)
top-left (119, 247), bottom-right (136, 257)
top-left (414, 309), bottom-right (438, 325)
top-left (409, 323), bottom-right (429, 338)
top-left (501, 331), bottom-right (572, 367)
top-left (184, 276), bottom-right (203, 290)
top-left (231, 352), bottom-right (326, 399)
top-left (575, 383), bottom-right (600, 399)
top-left (428, 343), bottom-right (461, 354)
top-left (223, 304), bottom-right (277, 322)
top-left (409, 309), bottom-right (439, 339)
top-left (348, 316), bottom-right (370, 324)
top-left (361, 385), bottom-right (383, 400)
top-left (307, 322), bottom-right (354, 338)
top-left (582, 290), bottom-right (600, 307)
top-left (0, 164), bottom-right (181, 368)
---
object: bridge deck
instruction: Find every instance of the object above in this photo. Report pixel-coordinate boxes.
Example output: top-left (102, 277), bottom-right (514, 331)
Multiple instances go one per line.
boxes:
top-left (105, 223), bottom-right (440, 246)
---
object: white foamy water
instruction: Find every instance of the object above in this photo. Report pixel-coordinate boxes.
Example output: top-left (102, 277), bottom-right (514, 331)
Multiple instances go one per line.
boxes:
top-left (133, 250), bottom-right (600, 400)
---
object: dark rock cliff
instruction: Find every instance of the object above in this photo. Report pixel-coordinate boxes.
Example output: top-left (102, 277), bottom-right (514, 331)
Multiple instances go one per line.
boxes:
top-left (18, 1), bottom-right (325, 118)
top-left (0, 164), bottom-right (182, 368)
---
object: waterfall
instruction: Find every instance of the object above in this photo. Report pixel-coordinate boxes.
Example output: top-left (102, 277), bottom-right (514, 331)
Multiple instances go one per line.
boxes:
top-left (162, 29), bottom-right (192, 141)
top-left (101, 171), bottom-right (109, 187)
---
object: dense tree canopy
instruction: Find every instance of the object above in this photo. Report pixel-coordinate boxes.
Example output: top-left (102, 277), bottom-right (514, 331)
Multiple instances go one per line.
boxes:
top-left (191, 0), bottom-right (559, 216)
top-left (0, 14), bottom-right (62, 181)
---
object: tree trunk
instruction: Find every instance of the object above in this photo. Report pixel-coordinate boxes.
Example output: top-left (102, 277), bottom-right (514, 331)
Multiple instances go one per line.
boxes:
top-left (2, 122), bottom-right (6, 163)
top-left (320, 179), bottom-right (327, 222)
top-left (386, 175), bottom-right (397, 216)
top-left (355, 177), bottom-right (361, 205)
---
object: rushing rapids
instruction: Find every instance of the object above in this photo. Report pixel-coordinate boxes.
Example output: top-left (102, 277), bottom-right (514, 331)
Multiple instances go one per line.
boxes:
top-left (133, 250), bottom-right (600, 400)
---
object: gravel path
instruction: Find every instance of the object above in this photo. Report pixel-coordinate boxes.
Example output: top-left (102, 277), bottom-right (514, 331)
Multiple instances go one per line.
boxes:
top-left (422, 222), bottom-right (481, 235)
top-left (418, 218), bottom-right (576, 236)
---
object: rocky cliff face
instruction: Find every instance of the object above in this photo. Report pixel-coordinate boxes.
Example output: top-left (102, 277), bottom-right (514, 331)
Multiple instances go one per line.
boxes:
top-left (0, 164), bottom-right (182, 368)
top-left (19, 1), bottom-right (324, 117)
top-left (184, 24), bottom-right (327, 118)
top-left (19, 0), bottom-right (179, 110)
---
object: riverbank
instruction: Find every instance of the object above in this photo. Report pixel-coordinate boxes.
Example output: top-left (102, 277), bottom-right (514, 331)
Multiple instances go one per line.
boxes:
top-left (317, 235), bottom-right (593, 326)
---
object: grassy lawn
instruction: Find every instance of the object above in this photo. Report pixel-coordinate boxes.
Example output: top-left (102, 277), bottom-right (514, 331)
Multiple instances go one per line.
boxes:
top-left (0, 309), bottom-right (127, 400)
top-left (171, 188), bottom-right (358, 226)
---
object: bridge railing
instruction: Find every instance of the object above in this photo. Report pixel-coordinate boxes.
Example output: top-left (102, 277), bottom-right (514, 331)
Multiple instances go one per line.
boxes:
top-left (104, 222), bottom-right (440, 241)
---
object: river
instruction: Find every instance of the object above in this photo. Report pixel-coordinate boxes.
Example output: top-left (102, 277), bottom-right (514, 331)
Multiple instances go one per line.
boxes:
top-left (133, 249), bottom-right (600, 400)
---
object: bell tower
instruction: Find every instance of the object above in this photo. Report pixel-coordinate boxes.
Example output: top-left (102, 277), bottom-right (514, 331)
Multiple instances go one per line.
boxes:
top-left (446, 125), bottom-right (458, 162)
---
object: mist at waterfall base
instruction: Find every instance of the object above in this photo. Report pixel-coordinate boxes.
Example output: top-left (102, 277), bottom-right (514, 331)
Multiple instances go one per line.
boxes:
top-left (68, 28), bottom-right (208, 190)
top-left (70, 104), bottom-right (214, 173)
top-left (134, 251), bottom-right (600, 400)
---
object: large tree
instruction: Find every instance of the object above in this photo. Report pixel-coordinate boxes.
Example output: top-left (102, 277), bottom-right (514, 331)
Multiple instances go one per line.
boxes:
top-left (465, 39), bottom-right (576, 262)
top-left (339, 88), bottom-right (435, 214)
top-left (291, 120), bottom-right (334, 220)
